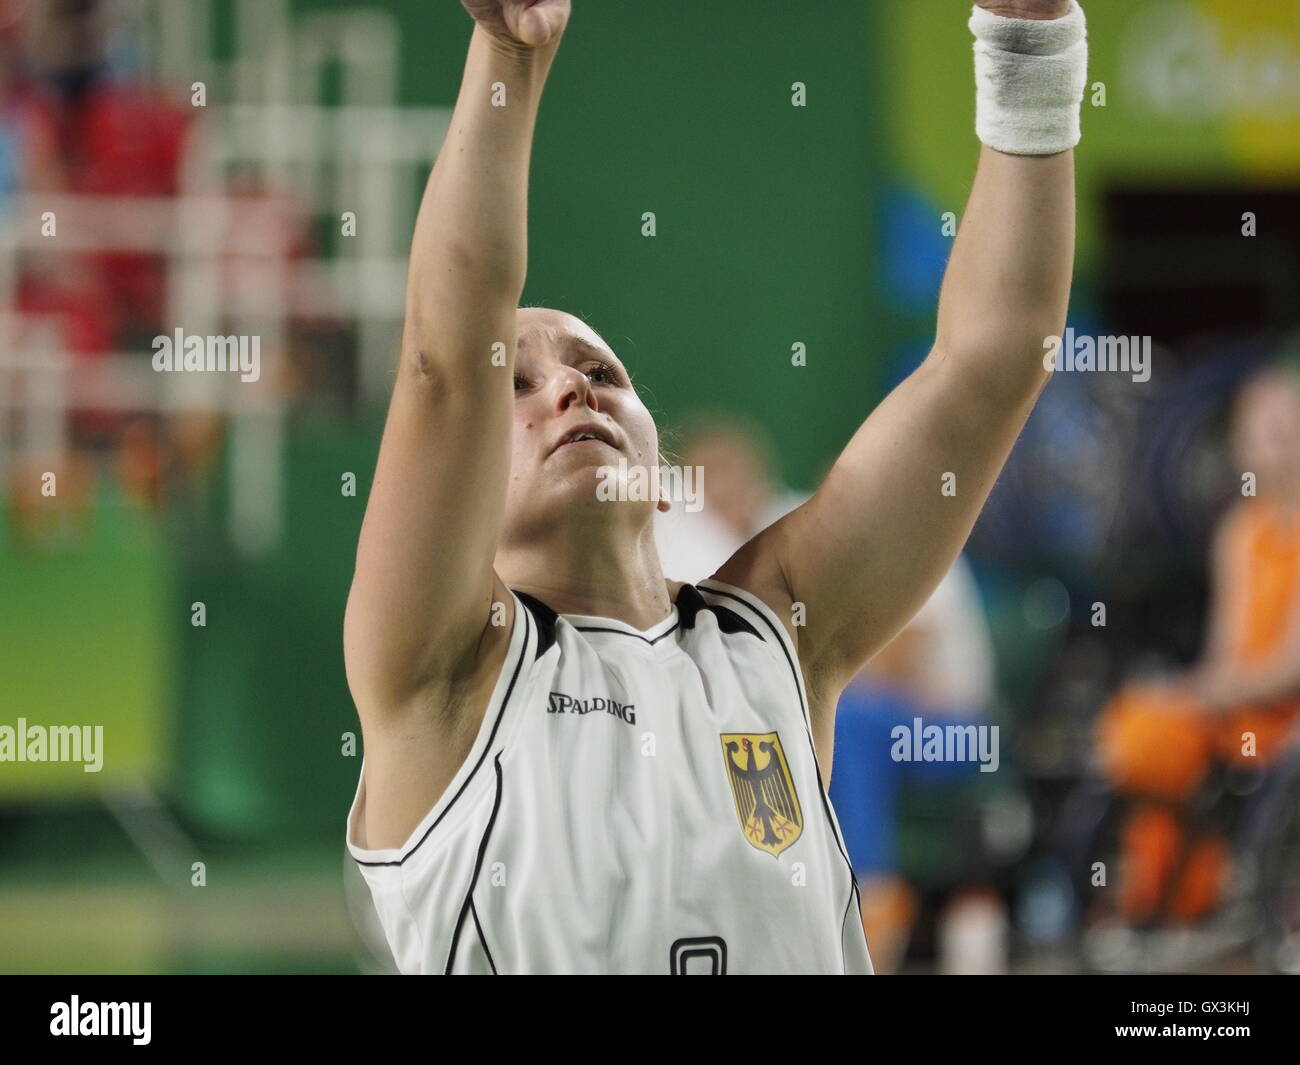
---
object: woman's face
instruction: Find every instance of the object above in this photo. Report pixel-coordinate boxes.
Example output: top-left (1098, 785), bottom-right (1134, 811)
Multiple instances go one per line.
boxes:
top-left (1232, 371), bottom-right (1300, 498)
top-left (501, 308), bottom-right (661, 545)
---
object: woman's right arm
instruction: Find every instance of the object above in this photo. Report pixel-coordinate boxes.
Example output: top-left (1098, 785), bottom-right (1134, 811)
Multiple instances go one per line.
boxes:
top-left (344, 5), bottom-right (568, 719)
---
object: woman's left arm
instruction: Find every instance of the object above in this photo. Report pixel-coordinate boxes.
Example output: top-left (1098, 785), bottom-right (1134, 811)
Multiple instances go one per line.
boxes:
top-left (719, 2), bottom-right (1079, 719)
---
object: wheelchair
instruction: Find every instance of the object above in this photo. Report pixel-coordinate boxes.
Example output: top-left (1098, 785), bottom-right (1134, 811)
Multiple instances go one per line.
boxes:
top-left (1054, 724), bottom-right (1300, 973)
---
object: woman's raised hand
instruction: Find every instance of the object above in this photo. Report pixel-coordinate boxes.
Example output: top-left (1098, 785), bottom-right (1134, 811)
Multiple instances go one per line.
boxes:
top-left (460, 0), bottom-right (570, 49)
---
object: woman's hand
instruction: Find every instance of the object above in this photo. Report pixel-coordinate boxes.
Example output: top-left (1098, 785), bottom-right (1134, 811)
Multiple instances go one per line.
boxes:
top-left (974, 0), bottom-right (1071, 18)
top-left (461, 0), bottom-right (570, 50)
top-left (1182, 663), bottom-right (1244, 713)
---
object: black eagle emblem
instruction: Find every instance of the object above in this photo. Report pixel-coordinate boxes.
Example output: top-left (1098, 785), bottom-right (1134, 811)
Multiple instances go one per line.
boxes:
top-left (721, 732), bottom-right (803, 857)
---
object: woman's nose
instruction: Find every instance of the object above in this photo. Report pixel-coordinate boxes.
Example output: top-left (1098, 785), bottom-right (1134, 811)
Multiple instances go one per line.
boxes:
top-left (550, 365), bottom-right (599, 413)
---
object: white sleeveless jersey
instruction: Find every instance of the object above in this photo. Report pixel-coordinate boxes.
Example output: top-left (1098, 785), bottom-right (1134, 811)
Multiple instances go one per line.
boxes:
top-left (345, 578), bottom-right (873, 975)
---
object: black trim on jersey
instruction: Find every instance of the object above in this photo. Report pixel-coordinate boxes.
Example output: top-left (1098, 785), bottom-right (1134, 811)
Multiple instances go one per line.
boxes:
top-left (699, 583), bottom-right (863, 972)
top-left (677, 583), bottom-right (763, 640)
top-left (470, 898), bottom-right (497, 974)
top-left (351, 607), bottom-right (533, 869)
top-left (572, 622), bottom-right (681, 645)
top-left (519, 585), bottom-right (684, 645)
top-left (514, 590), bottom-right (558, 659)
top-left (446, 752), bottom-right (506, 975)
top-left (518, 582), bottom-right (761, 647)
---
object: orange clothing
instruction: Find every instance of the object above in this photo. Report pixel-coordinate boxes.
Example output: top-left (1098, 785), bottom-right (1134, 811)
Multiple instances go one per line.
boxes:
top-left (1220, 497), bottom-right (1300, 669)
top-left (1119, 805), bottom-right (1226, 922)
top-left (1095, 498), bottom-right (1300, 921)
top-left (1211, 497), bottom-right (1300, 767)
top-left (1098, 498), bottom-right (1300, 800)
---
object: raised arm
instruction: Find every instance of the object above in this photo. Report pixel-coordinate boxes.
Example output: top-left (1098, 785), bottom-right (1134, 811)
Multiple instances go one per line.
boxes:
top-left (719, 1), bottom-right (1083, 740)
top-left (781, 139), bottom-right (1074, 677)
top-left (344, 3), bottom-right (569, 715)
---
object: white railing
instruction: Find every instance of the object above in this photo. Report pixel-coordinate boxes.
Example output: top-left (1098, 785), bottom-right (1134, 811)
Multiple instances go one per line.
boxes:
top-left (0, 0), bottom-right (450, 554)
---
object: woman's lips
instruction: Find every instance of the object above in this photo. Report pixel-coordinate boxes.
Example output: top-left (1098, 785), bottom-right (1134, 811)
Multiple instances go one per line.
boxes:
top-left (553, 437), bottom-right (616, 453)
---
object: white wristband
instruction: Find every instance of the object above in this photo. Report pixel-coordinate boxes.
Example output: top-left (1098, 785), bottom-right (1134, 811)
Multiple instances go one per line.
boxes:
top-left (970, 1), bottom-right (1088, 156)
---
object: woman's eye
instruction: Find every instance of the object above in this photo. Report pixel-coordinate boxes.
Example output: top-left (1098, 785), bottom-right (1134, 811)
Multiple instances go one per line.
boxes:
top-left (513, 373), bottom-right (529, 391)
top-left (587, 364), bottom-right (617, 384)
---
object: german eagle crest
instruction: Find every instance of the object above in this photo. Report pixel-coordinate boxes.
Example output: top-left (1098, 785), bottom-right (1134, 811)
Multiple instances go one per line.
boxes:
top-left (721, 732), bottom-right (803, 857)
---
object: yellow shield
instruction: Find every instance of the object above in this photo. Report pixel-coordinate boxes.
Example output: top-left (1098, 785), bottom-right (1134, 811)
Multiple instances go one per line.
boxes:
top-left (721, 732), bottom-right (803, 858)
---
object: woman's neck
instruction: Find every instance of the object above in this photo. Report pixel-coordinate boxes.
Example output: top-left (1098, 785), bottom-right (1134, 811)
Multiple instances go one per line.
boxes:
top-left (496, 519), bottom-right (678, 629)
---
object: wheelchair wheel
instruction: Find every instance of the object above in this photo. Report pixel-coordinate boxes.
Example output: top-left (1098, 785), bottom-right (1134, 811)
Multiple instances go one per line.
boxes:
top-left (1252, 748), bottom-right (1300, 974)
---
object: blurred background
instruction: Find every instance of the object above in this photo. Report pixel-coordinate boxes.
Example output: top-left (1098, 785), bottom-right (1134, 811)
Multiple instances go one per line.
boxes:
top-left (1, 0), bottom-right (1298, 974)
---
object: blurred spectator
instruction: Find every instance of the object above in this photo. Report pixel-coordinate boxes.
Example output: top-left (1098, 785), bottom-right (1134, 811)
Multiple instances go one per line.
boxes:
top-left (1094, 355), bottom-right (1300, 924)
top-left (829, 555), bottom-right (1002, 973)
top-left (4, 0), bottom-right (194, 520)
top-left (654, 412), bottom-right (805, 583)
top-left (4, 1), bottom-right (332, 516)
top-left (18, 0), bottom-right (191, 352)
top-left (0, 0), bottom-right (58, 205)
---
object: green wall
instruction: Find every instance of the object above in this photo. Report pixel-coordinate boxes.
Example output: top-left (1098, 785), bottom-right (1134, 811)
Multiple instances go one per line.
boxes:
top-left (0, 483), bottom-right (174, 797)
top-left (296, 0), bottom-right (887, 491)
